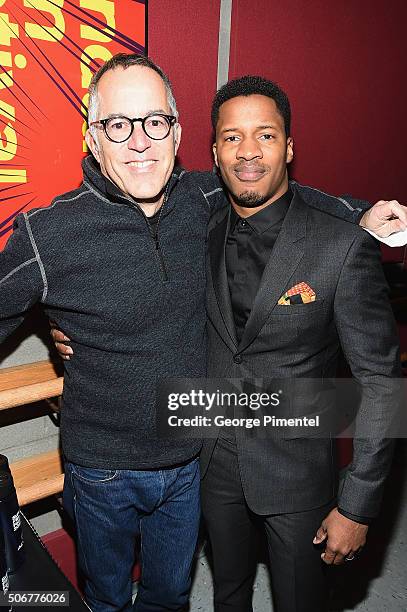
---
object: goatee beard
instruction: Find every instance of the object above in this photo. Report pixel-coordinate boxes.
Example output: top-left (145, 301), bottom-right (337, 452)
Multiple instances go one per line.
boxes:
top-left (233, 191), bottom-right (269, 208)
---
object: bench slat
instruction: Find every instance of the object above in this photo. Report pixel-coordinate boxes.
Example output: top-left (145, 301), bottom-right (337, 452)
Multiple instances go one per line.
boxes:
top-left (10, 450), bottom-right (64, 506)
top-left (0, 378), bottom-right (63, 411)
top-left (0, 360), bottom-right (61, 392)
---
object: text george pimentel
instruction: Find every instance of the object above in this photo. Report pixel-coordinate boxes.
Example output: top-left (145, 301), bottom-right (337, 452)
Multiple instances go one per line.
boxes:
top-left (168, 415), bottom-right (320, 429)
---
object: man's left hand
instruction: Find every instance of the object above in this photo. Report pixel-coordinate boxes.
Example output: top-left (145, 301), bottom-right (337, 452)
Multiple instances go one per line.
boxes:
top-left (313, 507), bottom-right (368, 565)
top-left (360, 200), bottom-right (407, 237)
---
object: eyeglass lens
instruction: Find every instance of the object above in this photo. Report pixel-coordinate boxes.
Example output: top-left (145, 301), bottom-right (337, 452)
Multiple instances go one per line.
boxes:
top-left (105, 115), bottom-right (171, 142)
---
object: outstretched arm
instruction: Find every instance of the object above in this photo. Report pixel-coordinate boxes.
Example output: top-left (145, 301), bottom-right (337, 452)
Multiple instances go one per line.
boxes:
top-left (292, 180), bottom-right (407, 243)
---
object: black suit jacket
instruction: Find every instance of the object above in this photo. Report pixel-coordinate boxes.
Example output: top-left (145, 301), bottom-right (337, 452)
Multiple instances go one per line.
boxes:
top-left (201, 190), bottom-right (401, 518)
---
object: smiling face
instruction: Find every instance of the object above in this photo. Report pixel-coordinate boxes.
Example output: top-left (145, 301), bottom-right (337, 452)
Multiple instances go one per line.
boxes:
top-left (213, 94), bottom-right (293, 216)
top-left (85, 65), bottom-right (181, 213)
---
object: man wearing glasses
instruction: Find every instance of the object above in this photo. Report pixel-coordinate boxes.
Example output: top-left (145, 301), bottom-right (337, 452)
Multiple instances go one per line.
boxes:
top-left (1, 53), bottom-right (406, 611)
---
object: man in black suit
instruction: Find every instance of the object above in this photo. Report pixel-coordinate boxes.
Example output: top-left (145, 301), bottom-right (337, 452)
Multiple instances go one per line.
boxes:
top-left (199, 76), bottom-right (402, 612)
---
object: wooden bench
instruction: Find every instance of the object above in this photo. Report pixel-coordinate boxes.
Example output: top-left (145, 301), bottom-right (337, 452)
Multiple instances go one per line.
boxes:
top-left (10, 449), bottom-right (64, 506)
top-left (0, 360), bottom-right (64, 505)
top-left (0, 360), bottom-right (63, 411)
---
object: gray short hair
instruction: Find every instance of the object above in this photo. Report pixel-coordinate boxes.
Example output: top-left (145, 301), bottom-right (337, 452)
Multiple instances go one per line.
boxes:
top-left (87, 53), bottom-right (178, 129)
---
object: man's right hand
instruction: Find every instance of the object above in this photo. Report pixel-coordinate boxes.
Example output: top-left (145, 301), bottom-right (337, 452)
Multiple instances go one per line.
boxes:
top-left (50, 322), bottom-right (73, 360)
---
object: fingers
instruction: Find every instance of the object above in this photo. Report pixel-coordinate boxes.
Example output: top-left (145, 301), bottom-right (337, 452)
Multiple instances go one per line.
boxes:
top-left (320, 537), bottom-right (364, 565)
top-left (322, 546), bottom-right (361, 565)
top-left (55, 342), bottom-right (73, 360)
top-left (369, 217), bottom-right (406, 238)
top-left (321, 540), bottom-right (348, 565)
top-left (361, 199), bottom-right (407, 237)
top-left (313, 524), bottom-right (328, 544)
top-left (50, 328), bottom-right (71, 342)
top-left (321, 546), bottom-right (342, 565)
top-left (321, 541), bottom-right (354, 565)
top-left (381, 218), bottom-right (407, 236)
top-left (315, 508), bottom-right (367, 566)
top-left (50, 327), bottom-right (72, 361)
top-left (313, 523), bottom-right (339, 565)
top-left (386, 200), bottom-right (407, 226)
top-left (374, 199), bottom-right (407, 229)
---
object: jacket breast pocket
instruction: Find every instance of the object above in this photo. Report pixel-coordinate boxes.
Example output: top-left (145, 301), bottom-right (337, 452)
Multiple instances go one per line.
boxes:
top-left (262, 299), bottom-right (329, 348)
top-left (271, 299), bottom-right (325, 316)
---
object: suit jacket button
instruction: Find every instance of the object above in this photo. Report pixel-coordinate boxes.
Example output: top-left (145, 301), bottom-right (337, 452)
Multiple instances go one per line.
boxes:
top-left (233, 354), bottom-right (242, 364)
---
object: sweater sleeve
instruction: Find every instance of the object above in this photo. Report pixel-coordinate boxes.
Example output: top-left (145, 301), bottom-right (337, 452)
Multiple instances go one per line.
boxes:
top-left (0, 213), bottom-right (46, 342)
top-left (290, 180), bottom-right (370, 224)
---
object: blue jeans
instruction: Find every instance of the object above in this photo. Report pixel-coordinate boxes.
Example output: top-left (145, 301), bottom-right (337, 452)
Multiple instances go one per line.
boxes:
top-left (63, 458), bottom-right (200, 612)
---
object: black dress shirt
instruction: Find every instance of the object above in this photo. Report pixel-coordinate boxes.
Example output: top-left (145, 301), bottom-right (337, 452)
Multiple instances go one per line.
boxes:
top-left (219, 190), bottom-right (291, 444)
top-left (226, 188), bottom-right (292, 343)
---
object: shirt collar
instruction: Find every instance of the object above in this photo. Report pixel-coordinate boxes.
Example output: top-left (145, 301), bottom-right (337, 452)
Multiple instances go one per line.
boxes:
top-left (230, 187), bottom-right (292, 234)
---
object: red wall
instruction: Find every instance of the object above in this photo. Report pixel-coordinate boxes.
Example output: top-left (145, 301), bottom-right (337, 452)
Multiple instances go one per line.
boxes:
top-left (148, 0), bottom-right (406, 209)
top-left (148, 0), bottom-right (220, 170)
top-left (228, 0), bottom-right (407, 204)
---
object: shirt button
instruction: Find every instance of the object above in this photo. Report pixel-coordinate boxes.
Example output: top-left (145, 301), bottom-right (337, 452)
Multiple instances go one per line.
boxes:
top-left (233, 354), bottom-right (242, 364)
top-left (240, 219), bottom-right (247, 227)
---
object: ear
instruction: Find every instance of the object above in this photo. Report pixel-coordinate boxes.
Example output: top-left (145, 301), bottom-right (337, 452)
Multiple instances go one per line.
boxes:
top-left (85, 129), bottom-right (100, 163)
top-left (173, 123), bottom-right (182, 155)
top-left (212, 143), bottom-right (219, 168)
top-left (286, 137), bottom-right (294, 164)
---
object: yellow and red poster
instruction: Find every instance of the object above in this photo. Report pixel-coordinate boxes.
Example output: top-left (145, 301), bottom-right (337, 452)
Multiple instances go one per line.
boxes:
top-left (0, 0), bottom-right (146, 248)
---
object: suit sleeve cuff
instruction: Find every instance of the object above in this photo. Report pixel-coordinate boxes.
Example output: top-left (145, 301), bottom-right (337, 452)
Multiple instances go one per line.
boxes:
top-left (337, 507), bottom-right (372, 525)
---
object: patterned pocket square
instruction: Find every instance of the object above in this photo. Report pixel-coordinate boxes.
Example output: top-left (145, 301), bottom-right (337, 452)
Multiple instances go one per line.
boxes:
top-left (278, 282), bottom-right (316, 305)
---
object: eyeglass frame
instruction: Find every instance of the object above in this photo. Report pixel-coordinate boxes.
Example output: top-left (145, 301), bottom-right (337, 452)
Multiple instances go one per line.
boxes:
top-left (90, 113), bottom-right (177, 143)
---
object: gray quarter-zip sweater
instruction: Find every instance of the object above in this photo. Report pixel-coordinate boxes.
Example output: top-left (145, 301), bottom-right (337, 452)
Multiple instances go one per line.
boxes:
top-left (0, 156), bottom-right (369, 468)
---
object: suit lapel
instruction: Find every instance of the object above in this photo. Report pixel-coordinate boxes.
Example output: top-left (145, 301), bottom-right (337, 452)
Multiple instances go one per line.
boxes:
top-left (238, 192), bottom-right (308, 353)
top-left (208, 209), bottom-right (238, 349)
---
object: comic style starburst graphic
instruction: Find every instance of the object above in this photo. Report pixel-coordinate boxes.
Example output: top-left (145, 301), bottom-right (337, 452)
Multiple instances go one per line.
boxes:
top-left (0, 0), bottom-right (146, 246)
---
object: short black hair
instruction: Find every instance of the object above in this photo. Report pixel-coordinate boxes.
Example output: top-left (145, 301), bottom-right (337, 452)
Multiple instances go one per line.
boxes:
top-left (211, 75), bottom-right (291, 137)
